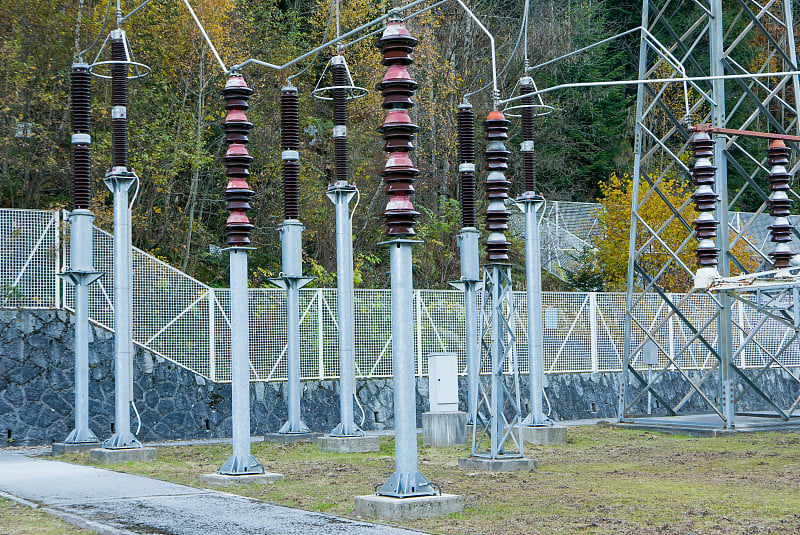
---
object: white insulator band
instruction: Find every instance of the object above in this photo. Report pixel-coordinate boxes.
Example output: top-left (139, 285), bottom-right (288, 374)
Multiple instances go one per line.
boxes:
top-left (333, 125), bottom-right (347, 138)
top-left (521, 140), bottom-right (534, 152)
top-left (282, 150), bottom-right (299, 161)
top-left (72, 133), bottom-right (91, 144)
top-left (112, 106), bottom-right (127, 119)
top-left (459, 163), bottom-right (475, 173)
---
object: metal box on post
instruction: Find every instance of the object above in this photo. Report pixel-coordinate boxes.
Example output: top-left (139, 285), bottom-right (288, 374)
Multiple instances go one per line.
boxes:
top-left (428, 352), bottom-right (459, 413)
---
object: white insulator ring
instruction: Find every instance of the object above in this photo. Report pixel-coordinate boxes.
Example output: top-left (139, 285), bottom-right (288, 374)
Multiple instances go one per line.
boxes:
top-left (282, 150), bottom-right (299, 161)
top-left (72, 133), bottom-right (91, 144)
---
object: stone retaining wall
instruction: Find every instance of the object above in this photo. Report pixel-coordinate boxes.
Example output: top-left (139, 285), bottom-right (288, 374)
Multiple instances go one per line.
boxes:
top-left (1, 309), bottom-right (797, 446)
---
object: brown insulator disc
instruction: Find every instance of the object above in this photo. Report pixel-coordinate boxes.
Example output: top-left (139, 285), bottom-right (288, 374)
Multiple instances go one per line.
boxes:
top-left (483, 110), bottom-right (512, 262)
top-left (222, 75), bottom-right (255, 246)
top-left (280, 85), bottom-right (300, 220)
top-left (377, 21), bottom-right (420, 237)
top-left (71, 64), bottom-right (92, 210)
top-left (690, 132), bottom-right (719, 268)
top-left (111, 37), bottom-right (128, 168)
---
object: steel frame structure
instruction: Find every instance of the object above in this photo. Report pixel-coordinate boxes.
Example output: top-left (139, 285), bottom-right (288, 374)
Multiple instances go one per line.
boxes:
top-left (620, 0), bottom-right (800, 428)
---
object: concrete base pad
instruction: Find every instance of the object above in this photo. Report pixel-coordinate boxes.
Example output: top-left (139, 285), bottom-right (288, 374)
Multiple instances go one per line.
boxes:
top-left (458, 456), bottom-right (538, 472)
top-left (354, 493), bottom-right (462, 520)
top-left (51, 442), bottom-right (101, 456)
top-left (199, 472), bottom-right (284, 486)
top-left (89, 447), bottom-right (157, 464)
top-left (316, 435), bottom-right (380, 453)
top-left (263, 432), bottom-right (322, 444)
top-left (520, 425), bottom-right (567, 445)
top-left (422, 411), bottom-right (467, 446)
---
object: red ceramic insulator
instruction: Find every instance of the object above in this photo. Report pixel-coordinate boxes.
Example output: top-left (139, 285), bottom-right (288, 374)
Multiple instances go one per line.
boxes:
top-left (223, 75), bottom-right (255, 246)
top-left (520, 81), bottom-right (536, 193)
top-left (767, 139), bottom-right (794, 268)
top-left (111, 37), bottom-right (128, 168)
top-left (281, 85), bottom-right (300, 220)
top-left (71, 64), bottom-right (91, 210)
top-left (484, 110), bottom-right (512, 262)
top-left (457, 103), bottom-right (476, 228)
top-left (690, 132), bottom-right (719, 267)
top-left (377, 20), bottom-right (420, 237)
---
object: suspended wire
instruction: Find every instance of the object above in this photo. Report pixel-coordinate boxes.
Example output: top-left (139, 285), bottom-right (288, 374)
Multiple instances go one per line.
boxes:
top-left (79, 0), bottom-right (114, 59)
top-left (287, 0), bottom-right (337, 82)
top-left (463, 3), bottom-right (525, 100)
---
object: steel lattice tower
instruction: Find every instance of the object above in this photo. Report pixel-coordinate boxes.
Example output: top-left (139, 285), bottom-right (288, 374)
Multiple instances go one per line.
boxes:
top-left (620, 0), bottom-right (800, 428)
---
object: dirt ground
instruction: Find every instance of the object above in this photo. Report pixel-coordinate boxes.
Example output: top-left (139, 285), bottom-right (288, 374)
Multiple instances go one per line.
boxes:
top-left (57, 425), bottom-right (800, 534)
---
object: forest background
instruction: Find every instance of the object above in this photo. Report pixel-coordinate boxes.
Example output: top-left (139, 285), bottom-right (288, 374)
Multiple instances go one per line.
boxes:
top-left (0, 0), bottom-right (766, 291)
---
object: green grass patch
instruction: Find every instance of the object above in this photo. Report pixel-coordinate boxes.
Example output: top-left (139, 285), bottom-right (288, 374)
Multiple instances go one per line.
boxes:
top-left (56, 427), bottom-right (800, 534)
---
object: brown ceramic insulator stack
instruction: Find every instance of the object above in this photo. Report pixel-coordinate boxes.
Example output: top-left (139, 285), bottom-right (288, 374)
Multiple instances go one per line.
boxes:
top-left (520, 80), bottom-right (536, 193)
top-left (457, 103), bottom-right (476, 229)
top-left (332, 59), bottom-right (349, 184)
top-left (281, 85), bottom-right (300, 220)
top-left (690, 132), bottom-right (719, 267)
top-left (766, 139), bottom-right (793, 268)
top-left (222, 75), bottom-right (255, 246)
top-left (376, 19), bottom-right (420, 237)
top-left (71, 64), bottom-right (92, 210)
top-left (111, 36), bottom-right (128, 168)
top-left (483, 111), bottom-right (512, 263)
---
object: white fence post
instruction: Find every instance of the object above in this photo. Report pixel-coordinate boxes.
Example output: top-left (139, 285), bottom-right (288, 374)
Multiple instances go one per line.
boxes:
top-left (415, 290), bottom-right (423, 377)
top-left (209, 290), bottom-right (216, 382)
top-left (54, 210), bottom-right (63, 309)
top-left (589, 292), bottom-right (598, 373)
top-left (318, 288), bottom-right (325, 379)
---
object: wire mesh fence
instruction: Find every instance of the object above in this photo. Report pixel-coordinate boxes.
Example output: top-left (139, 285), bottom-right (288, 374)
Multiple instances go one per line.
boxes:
top-left (4, 208), bottom-right (800, 382)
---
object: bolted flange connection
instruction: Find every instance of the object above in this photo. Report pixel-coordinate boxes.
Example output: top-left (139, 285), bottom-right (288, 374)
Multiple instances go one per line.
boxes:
top-left (281, 85), bottom-right (301, 220)
top-left (766, 139), bottom-right (793, 269)
top-left (222, 75), bottom-right (255, 246)
top-left (377, 19), bottom-right (420, 237)
top-left (457, 103), bottom-right (476, 228)
top-left (690, 132), bottom-right (719, 269)
top-left (71, 63), bottom-right (92, 210)
top-left (483, 111), bottom-right (512, 263)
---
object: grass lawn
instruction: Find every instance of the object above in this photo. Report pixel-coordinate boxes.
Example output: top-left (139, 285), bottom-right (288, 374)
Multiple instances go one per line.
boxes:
top-left (0, 497), bottom-right (90, 535)
top-left (57, 425), bottom-right (800, 534)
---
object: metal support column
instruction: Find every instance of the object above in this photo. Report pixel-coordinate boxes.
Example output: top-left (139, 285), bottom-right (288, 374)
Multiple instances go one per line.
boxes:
top-left (709, 0), bottom-right (734, 428)
top-left (517, 193), bottom-right (548, 426)
top-left (453, 228), bottom-right (481, 423)
top-left (377, 239), bottom-right (436, 497)
top-left (327, 181), bottom-right (364, 436)
top-left (102, 168), bottom-right (140, 449)
top-left (273, 220), bottom-right (313, 434)
top-left (219, 247), bottom-right (264, 474)
top-left (61, 210), bottom-right (102, 443)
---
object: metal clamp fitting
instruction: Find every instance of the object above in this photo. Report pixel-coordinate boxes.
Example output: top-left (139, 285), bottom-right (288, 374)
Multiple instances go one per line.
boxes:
top-left (112, 106), bottom-right (127, 119)
top-left (521, 140), bottom-right (534, 152)
top-left (459, 163), bottom-right (476, 173)
top-left (72, 133), bottom-right (91, 145)
top-left (333, 125), bottom-right (347, 138)
top-left (282, 150), bottom-right (299, 161)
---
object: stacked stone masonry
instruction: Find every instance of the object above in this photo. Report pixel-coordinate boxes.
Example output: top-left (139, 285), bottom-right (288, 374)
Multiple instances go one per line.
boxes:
top-left (1, 309), bottom-right (798, 446)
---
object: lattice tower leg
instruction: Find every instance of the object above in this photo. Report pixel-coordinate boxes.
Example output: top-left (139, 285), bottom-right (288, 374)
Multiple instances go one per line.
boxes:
top-left (471, 266), bottom-right (524, 459)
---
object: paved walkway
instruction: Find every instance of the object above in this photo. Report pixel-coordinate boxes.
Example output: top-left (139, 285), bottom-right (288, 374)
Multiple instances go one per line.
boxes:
top-left (0, 451), bottom-right (421, 535)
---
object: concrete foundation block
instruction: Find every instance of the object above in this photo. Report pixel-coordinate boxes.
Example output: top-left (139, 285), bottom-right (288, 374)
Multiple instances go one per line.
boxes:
top-left (458, 456), bottom-right (538, 472)
top-left (199, 472), bottom-right (284, 486)
top-left (422, 411), bottom-right (467, 446)
top-left (316, 435), bottom-right (380, 453)
top-left (520, 425), bottom-right (567, 445)
top-left (354, 493), bottom-right (462, 520)
top-left (89, 447), bottom-right (157, 464)
top-left (51, 442), bottom-right (101, 456)
top-left (262, 432), bottom-right (322, 444)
